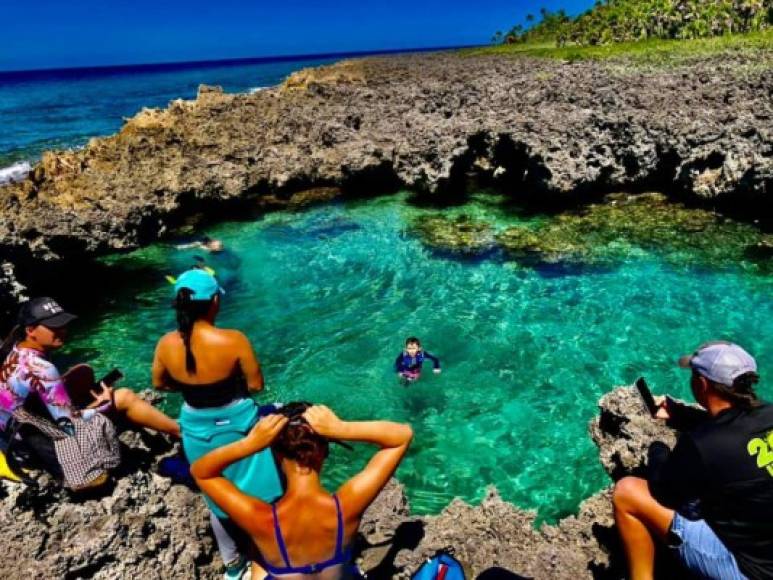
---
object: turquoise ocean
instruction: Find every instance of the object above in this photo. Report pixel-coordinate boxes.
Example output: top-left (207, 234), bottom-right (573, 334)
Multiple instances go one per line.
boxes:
top-left (2, 56), bottom-right (771, 521)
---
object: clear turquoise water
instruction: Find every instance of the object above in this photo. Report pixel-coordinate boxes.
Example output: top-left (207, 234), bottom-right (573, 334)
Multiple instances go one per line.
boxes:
top-left (64, 193), bottom-right (773, 520)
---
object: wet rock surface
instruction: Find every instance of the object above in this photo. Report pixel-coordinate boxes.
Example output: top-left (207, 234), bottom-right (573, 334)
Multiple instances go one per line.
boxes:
top-left (0, 386), bottom-right (681, 579)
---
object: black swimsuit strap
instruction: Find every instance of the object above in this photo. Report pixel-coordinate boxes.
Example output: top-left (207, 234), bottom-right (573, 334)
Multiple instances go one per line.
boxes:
top-left (165, 372), bottom-right (246, 408)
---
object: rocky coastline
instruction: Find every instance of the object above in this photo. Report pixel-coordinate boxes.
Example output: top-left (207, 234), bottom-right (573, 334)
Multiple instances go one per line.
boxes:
top-left (0, 48), bottom-right (771, 320)
top-left (0, 47), bottom-right (770, 578)
top-left (0, 386), bottom-right (679, 579)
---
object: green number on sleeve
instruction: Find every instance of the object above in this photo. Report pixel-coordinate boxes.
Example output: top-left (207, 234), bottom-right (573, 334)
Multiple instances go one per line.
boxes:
top-left (747, 436), bottom-right (773, 469)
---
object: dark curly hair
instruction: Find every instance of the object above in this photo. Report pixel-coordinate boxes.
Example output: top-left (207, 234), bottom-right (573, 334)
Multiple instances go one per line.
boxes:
top-left (272, 402), bottom-right (330, 472)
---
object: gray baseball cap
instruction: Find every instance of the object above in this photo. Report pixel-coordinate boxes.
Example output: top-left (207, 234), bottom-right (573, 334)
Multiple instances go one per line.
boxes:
top-left (679, 341), bottom-right (757, 387)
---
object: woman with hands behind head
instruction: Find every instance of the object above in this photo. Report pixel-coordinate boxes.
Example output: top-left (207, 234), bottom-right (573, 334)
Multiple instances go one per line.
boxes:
top-left (191, 404), bottom-right (413, 579)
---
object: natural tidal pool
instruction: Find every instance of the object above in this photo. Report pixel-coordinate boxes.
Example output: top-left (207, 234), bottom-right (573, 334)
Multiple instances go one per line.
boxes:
top-left (63, 192), bottom-right (773, 521)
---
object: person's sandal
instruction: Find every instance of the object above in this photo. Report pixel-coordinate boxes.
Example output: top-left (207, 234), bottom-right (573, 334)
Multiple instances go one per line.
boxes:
top-left (223, 556), bottom-right (250, 580)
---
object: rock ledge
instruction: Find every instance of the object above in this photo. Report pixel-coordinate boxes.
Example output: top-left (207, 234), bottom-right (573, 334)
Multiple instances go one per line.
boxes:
top-left (0, 386), bottom-right (678, 579)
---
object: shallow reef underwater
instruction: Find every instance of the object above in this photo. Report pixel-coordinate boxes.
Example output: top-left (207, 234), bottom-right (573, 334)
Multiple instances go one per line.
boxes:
top-left (413, 192), bottom-right (771, 273)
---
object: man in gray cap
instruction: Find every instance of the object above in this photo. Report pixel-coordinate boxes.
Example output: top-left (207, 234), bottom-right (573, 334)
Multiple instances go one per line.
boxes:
top-left (613, 341), bottom-right (773, 580)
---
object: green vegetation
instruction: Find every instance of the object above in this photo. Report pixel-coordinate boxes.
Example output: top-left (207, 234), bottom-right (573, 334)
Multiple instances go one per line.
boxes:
top-left (470, 28), bottom-right (772, 63)
top-left (491, 0), bottom-right (771, 48)
top-left (491, 7), bottom-right (572, 45)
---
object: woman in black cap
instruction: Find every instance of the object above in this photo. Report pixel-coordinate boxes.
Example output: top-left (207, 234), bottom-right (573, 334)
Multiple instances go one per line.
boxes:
top-left (0, 297), bottom-right (180, 443)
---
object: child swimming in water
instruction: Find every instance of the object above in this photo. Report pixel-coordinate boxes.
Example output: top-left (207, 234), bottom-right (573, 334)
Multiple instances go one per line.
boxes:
top-left (395, 337), bottom-right (441, 383)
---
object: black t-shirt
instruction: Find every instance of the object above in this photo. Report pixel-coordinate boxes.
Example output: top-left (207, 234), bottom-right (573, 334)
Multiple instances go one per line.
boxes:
top-left (650, 402), bottom-right (773, 580)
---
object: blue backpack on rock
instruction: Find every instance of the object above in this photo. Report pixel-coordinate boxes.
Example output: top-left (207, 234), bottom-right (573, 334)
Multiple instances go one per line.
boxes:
top-left (412, 550), bottom-right (466, 580)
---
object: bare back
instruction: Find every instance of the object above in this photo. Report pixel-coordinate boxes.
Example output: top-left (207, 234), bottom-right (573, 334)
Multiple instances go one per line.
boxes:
top-left (152, 322), bottom-right (263, 391)
top-left (251, 493), bottom-right (359, 579)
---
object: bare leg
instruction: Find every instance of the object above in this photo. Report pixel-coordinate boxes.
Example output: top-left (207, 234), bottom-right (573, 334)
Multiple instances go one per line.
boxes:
top-left (113, 388), bottom-right (181, 437)
top-left (613, 476), bottom-right (675, 580)
top-left (252, 560), bottom-right (267, 580)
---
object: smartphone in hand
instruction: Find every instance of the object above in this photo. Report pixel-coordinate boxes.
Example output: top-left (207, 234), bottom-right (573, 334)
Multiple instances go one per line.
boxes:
top-left (635, 377), bottom-right (659, 417)
top-left (98, 368), bottom-right (124, 387)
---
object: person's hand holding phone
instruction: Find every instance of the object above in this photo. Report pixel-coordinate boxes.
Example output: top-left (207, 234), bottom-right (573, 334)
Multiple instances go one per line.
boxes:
top-left (88, 382), bottom-right (114, 409)
top-left (653, 395), bottom-right (671, 420)
top-left (635, 377), bottom-right (673, 420)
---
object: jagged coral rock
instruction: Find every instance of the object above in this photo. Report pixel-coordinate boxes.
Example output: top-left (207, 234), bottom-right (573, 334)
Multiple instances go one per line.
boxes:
top-left (0, 261), bottom-right (27, 324)
top-left (1, 51), bottom-right (770, 268)
top-left (589, 385), bottom-right (679, 479)
top-left (0, 430), bottom-right (219, 579)
top-left (0, 386), bottom-right (689, 579)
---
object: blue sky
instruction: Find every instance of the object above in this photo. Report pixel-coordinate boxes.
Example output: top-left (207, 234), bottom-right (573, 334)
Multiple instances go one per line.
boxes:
top-left (0, 0), bottom-right (595, 71)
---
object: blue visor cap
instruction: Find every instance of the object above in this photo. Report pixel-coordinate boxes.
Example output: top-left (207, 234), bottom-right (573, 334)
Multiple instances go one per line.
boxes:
top-left (173, 268), bottom-right (224, 300)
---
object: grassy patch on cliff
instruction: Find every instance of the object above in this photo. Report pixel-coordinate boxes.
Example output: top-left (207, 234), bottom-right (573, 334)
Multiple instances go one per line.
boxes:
top-left (465, 28), bottom-right (773, 65)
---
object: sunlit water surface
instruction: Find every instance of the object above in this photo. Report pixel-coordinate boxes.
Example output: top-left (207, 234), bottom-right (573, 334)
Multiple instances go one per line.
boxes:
top-left (63, 193), bottom-right (773, 520)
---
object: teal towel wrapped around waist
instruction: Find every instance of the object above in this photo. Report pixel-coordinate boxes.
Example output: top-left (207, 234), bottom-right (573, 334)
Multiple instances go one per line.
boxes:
top-left (180, 398), bottom-right (282, 518)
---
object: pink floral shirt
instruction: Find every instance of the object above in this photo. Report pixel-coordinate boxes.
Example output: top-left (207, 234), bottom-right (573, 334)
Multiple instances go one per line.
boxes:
top-left (0, 345), bottom-right (74, 431)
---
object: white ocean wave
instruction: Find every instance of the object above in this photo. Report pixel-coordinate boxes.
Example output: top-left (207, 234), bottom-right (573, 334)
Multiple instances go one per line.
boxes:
top-left (248, 86), bottom-right (268, 93)
top-left (0, 161), bottom-right (32, 185)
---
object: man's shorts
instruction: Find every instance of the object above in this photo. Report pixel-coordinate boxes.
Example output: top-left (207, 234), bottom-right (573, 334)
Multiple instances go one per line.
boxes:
top-left (668, 512), bottom-right (747, 580)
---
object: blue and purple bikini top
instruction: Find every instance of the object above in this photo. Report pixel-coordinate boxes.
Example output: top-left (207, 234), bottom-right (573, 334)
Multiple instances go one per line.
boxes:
top-left (261, 494), bottom-right (354, 578)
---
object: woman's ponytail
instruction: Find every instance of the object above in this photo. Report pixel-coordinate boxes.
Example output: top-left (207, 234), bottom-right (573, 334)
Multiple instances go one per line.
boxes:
top-left (728, 372), bottom-right (761, 410)
top-left (173, 288), bottom-right (214, 375)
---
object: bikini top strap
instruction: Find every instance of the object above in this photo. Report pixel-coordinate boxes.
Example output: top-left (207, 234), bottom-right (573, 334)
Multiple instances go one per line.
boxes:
top-left (272, 502), bottom-right (292, 567)
top-left (333, 494), bottom-right (344, 556)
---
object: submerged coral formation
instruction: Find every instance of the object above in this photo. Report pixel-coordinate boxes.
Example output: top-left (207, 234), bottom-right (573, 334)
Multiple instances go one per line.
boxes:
top-left (413, 192), bottom-right (770, 271)
top-left (412, 215), bottom-right (496, 256)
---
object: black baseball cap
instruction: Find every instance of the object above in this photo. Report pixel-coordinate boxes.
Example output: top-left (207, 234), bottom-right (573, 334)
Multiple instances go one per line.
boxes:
top-left (17, 297), bottom-right (77, 328)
